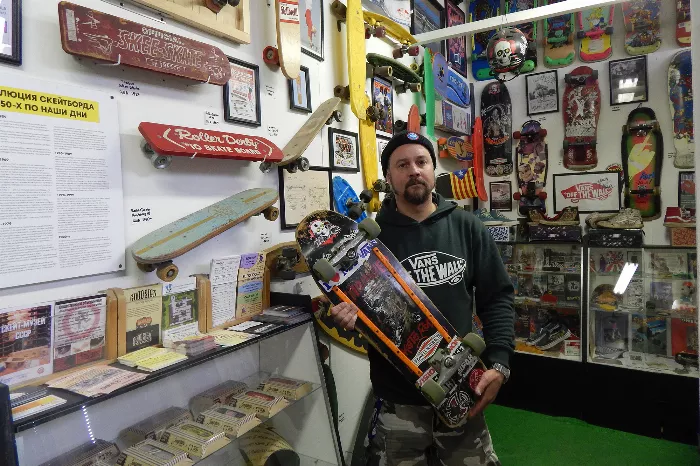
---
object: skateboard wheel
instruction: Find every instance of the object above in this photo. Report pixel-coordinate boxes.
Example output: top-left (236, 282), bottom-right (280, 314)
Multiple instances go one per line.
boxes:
top-left (409, 82), bottom-right (421, 93)
top-left (359, 189), bottom-right (373, 203)
top-left (313, 258), bottom-right (337, 282)
top-left (286, 163), bottom-right (298, 174)
top-left (409, 63), bottom-right (419, 71)
top-left (605, 26), bottom-right (613, 35)
top-left (407, 46), bottom-right (420, 57)
top-left (263, 206), bottom-right (279, 221)
top-left (298, 157), bottom-right (310, 172)
top-left (358, 217), bottom-right (381, 239)
top-left (151, 154), bottom-right (172, 169)
top-left (263, 46), bottom-right (279, 66)
top-left (538, 191), bottom-right (548, 200)
top-left (259, 161), bottom-right (272, 173)
top-left (591, 141), bottom-right (597, 150)
top-left (394, 120), bottom-right (406, 132)
top-left (156, 263), bottom-right (178, 282)
top-left (392, 48), bottom-right (404, 59)
top-left (136, 262), bottom-right (156, 273)
top-left (462, 333), bottom-right (486, 357)
top-left (540, 129), bottom-right (548, 137)
top-left (365, 27), bottom-right (372, 40)
top-left (437, 137), bottom-right (448, 149)
top-left (576, 31), bottom-right (586, 39)
top-left (140, 139), bottom-right (154, 155)
top-left (348, 204), bottom-right (364, 220)
top-left (622, 125), bottom-right (628, 135)
top-left (366, 106), bottom-right (380, 122)
top-left (420, 379), bottom-right (446, 406)
top-left (278, 269), bottom-right (297, 280)
top-left (513, 131), bottom-right (521, 140)
top-left (281, 247), bottom-right (298, 259)
top-left (374, 26), bottom-right (386, 38)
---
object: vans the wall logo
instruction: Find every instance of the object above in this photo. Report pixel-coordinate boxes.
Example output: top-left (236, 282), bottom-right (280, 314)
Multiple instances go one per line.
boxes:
top-left (402, 252), bottom-right (466, 287)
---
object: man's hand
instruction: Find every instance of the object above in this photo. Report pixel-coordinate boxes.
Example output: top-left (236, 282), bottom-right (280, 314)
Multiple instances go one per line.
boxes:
top-left (468, 369), bottom-right (505, 419)
top-left (320, 296), bottom-right (359, 331)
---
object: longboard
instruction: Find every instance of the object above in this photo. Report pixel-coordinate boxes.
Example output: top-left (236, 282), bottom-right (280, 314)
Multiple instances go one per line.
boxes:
top-left (58, 2), bottom-right (230, 85)
top-left (563, 66), bottom-right (600, 171)
top-left (577, 7), bottom-right (614, 62)
top-left (543, 0), bottom-right (575, 68)
top-left (481, 82), bottom-right (513, 176)
top-left (132, 189), bottom-right (279, 281)
top-left (622, 0), bottom-right (662, 55)
top-left (263, 0), bottom-right (301, 80)
top-left (470, 0), bottom-right (500, 81)
top-left (138, 123), bottom-right (284, 169)
top-left (677, 0), bottom-right (691, 47)
top-left (668, 50), bottom-right (694, 169)
top-left (622, 107), bottom-right (663, 219)
top-left (333, 176), bottom-right (369, 221)
top-left (514, 120), bottom-right (548, 191)
top-left (297, 211), bottom-right (487, 428)
top-left (508, 0), bottom-right (538, 73)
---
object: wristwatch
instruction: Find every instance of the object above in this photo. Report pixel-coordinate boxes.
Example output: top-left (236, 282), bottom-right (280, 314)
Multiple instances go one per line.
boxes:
top-left (490, 363), bottom-right (510, 383)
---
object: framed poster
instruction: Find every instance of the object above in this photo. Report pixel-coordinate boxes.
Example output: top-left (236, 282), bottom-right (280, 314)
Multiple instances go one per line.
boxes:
top-left (288, 66), bottom-right (312, 112)
top-left (609, 56), bottom-right (648, 106)
top-left (362, 0), bottom-right (411, 30)
top-left (377, 135), bottom-right (390, 159)
top-left (300, 0), bottom-right (324, 61)
top-left (223, 57), bottom-right (261, 127)
top-left (279, 166), bottom-right (333, 229)
top-left (372, 75), bottom-right (394, 137)
top-left (328, 127), bottom-right (360, 172)
top-left (411, 0), bottom-right (444, 56)
top-left (0, 0), bottom-right (21, 65)
top-left (525, 70), bottom-right (559, 116)
top-left (553, 171), bottom-right (621, 213)
top-left (445, 0), bottom-right (466, 76)
top-left (678, 171), bottom-right (696, 209)
top-left (489, 181), bottom-right (512, 211)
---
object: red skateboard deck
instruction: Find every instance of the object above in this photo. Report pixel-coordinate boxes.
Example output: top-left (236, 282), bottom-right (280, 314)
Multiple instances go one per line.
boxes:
top-left (58, 2), bottom-right (231, 85)
top-left (563, 66), bottom-right (600, 171)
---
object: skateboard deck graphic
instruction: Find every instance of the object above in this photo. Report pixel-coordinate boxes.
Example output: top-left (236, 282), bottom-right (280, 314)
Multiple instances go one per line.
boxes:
top-left (622, 107), bottom-right (663, 219)
top-left (668, 50), bottom-right (694, 169)
top-left (677, 0), bottom-right (691, 46)
top-left (138, 123), bottom-right (284, 169)
top-left (433, 52), bottom-right (471, 109)
top-left (577, 7), bottom-right (614, 62)
top-left (543, 0), bottom-right (575, 68)
top-left (312, 296), bottom-right (368, 355)
top-left (58, 2), bottom-right (230, 85)
top-left (508, 0), bottom-right (537, 73)
top-left (436, 119), bottom-right (487, 201)
top-left (264, 0), bottom-right (301, 80)
top-left (297, 211), bottom-right (487, 428)
top-left (366, 54), bottom-right (422, 94)
top-left (407, 104), bottom-right (421, 132)
top-left (622, 0), bottom-right (662, 55)
top-left (132, 189), bottom-right (279, 281)
top-left (470, 0), bottom-right (500, 81)
top-left (563, 66), bottom-right (600, 171)
top-left (438, 136), bottom-right (473, 167)
top-left (481, 82), bottom-right (513, 176)
top-left (333, 176), bottom-right (369, 221)
top-left (515, 120), bottom-right (548, 191)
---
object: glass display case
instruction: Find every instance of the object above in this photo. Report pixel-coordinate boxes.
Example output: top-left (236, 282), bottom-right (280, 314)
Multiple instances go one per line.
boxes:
top-left (587, 246), bottom-right (698, 378)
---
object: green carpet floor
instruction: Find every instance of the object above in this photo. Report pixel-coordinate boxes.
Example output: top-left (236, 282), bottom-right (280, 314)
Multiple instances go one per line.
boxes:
top-left (487, 405), bottom-right (700, 466)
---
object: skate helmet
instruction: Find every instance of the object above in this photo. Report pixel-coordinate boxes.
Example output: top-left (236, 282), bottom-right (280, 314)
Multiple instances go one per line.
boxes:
top-left (486, 27), bottom-right (528, 81)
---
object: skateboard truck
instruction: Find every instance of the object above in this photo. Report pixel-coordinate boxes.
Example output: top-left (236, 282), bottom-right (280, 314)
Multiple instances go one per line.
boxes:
top-left (276, 247), bottom-right (301, 280)
top-left (325, 110), bottom-right (343, 125)
top-left (565, 69), bottom-right (598, 85)
top-left (624, 120), bottom-right (660, 136)
top-left (395, 80), bottom-right (421, 94)
top-left (205, 0), bottom-right (240, 13)
top-left (260, 157), bottom-right (310, 174)
top-left (392, 44), bottom-right (420, 59)
top-left (141, 140), bottom-right (172, 169)
top-left (372, 179), bottom-right (392, 193)
top-left (346, 189), bottom-right (373, 220)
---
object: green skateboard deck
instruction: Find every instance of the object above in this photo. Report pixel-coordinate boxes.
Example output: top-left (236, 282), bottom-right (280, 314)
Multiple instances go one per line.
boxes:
top-left (424, 48), bottom-right (436, 140)
top-left (366, 53), bottom-right (421, 94)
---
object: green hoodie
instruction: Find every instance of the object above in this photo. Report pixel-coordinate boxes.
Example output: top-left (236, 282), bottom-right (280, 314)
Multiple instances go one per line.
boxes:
top-left (369, 193), bottom-right (515, 405)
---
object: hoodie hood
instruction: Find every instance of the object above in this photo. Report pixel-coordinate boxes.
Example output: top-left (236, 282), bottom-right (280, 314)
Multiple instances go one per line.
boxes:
top-left (376, 192), bottom-right (457, 226)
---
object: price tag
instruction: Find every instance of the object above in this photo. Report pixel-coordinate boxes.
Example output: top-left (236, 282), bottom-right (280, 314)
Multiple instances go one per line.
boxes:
top-left (265, 85), bottom-right (275, 97)
top-left (204, 110), bottom-right (221, 126)
top-left (131, 207), bottom-right (153, 224)
top-left (668, 152), bottom-right (676, 159)
top-left (267, 126), bottom-right (279, 137)
top-left (118, 80), bottom-right (140, 97)
top-left (612, 107), bottom-right (621, 112)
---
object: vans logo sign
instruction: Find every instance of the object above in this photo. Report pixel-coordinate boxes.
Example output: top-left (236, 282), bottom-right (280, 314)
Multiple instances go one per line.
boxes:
top-left (402, 251), bottom-right (466, 287)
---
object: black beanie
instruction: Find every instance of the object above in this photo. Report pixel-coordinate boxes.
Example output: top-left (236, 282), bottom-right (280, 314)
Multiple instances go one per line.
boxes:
top-left (381, 131), bottom-right (436, 176)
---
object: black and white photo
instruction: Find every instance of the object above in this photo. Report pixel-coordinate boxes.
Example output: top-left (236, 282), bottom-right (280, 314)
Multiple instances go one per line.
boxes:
top-left (525, 70), bottom-right (559, 116)
top-left (609, 56), bottom-right (648, 106)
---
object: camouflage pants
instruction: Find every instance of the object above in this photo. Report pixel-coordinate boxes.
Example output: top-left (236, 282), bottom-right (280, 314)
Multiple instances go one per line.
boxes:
top-left (364, 399), bottom-right (500, 466)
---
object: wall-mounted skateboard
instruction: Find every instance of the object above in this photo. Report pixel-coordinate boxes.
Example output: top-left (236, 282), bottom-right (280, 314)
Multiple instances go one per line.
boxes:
top-left (263, 0), bottom-right (301, 80)
top-left (263, 241), bottom-right (308, 281)
top-left (543, 0), bottom-right (575, 68)
top-left (668, 50), bottom-right (694, 169)
top-left (470, 0), bottom-right (500, 81)
top-left (436, 118), bottom-right (487, 202)
top-left (366, 54), bottom-right (422, 94)
top-left (622, 0), bottom-right (662, 55)
top-left (138, 123), bottom-right (284, 169)
top-left (515, 120), bottom-right (548, 191)
top-left (676, 0), bottom-right (691, 47)
top-left (481, 82), bottom-right (513, 176)
top-left (333, 176), bottom-right (370, 221)
top-left (58, 2), bottom-right (230, 85)
top-left (563, 66), bottom-right (600, 171)
top-left (513, 181), bottom-right (547, 216)
top-left (577, 7), bottom-right (614, 62)
top-left (395, 104), bottom-right (423, 133)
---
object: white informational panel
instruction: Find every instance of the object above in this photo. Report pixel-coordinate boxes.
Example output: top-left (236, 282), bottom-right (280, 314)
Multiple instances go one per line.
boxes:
top-left (0, 74), bottom-right (125, 289)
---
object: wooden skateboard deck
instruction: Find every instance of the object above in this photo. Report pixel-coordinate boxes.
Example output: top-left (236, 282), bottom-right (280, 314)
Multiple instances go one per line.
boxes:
top-left (668, 50), bottom-right (694, 169)
top-left (138, 123), bottom-right (284, 169)
top-left (312, 296), bottom-right (368, 355)
top-left (263, 241), bottom-right (308, 281)
top-left (58, 2), bottom-right (230, 85)
top-left (514, 120), bottom-right (548, 191)
top-left (577, 7), bottom-right (614, 62)
top-left (346, 0), bottom-right (371, 121)
top-left (408, 104), bottom-right (421, 132)
top-left (622, 108), bottom-right (663, 219)
top-left (366, 54), bottom-right (422, 94)
top-left (470, 0), bottom-right (500, 81)
top-left (677, 0), bottom-right (691, 46)
top-left (297, 211), bottom-right (486, 428)
top-left (622, 0), bottom-right (662, 55)
top-left (359, 119), bottom-right (381, 212)
top-left (333, 176), bottom-right (368, 221)
top-left (132, 188), bottom-right (279, 281)
top-left (508, 0), bottom-right (538, 73)
top-left (543, 0), bottom-right (575, 68)
top-left (481, 82), bottom-right (513, 176)
top-left (275, 0), bottom-right (301, 79)
top-left (563, 66), bottom-right (600, 171)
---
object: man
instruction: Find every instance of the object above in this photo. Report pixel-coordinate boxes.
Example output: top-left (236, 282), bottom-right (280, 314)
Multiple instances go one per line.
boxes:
top-left (330, 131), bottom-right (515, 465)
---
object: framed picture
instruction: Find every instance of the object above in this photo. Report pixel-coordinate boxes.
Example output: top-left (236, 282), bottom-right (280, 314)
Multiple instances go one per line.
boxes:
top-left (372, 75), bottom-right (394, 137)
top-left (445, 0), bottom-right (466, 76)
top-left (288, 66), bottom-right (312, 112)
top-left (411, 0), bottom-right (444, 56)
top-left (525, 70), bottom-right (559, 116)
top-left (328, 128), bottom-right (360, 172)
top-left (489, 181), bottom-right (512, 212)
top-left (362, 0), bottom-right (411, 30)
top-left (279, 166), bottom-right (333, 229)
top-left (299, 0), bottom-right (324, 61)
top-left (553, 171), bottom-right (621, 213)
top-left (223, 57), bottom-right (261, 127)
top-left (609, 56), bottom-right (648, 106)
top-left (377, 135), bottom-right (390, 159)
top-left (678, 171), bottom-right (695, 209)
top-left (0, 0), bottom-right (21, 65)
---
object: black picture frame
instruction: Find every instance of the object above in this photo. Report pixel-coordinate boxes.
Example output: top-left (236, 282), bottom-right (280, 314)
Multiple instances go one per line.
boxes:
top-left (372, 75), bottom-right (394, 137)
top-left (279, 166), bottom-right (333, 230)
top-left (444, 0), bottom-right (467, 77)
top-left (328, 127), bottom-right (360, 172)
top-left (0, 0), bottom-right (21, 65)
top-left (489, 181), bottom-right (513, 212)
top-left (223, 57), bottom-right (261, 127)
top-left (678, 171), bottom-right (696, 209)
top-left (300, 0), bottom-right (324, 61)
top-left (411, 0), bottom-right (444, 56)
top-left (525, 70), bottom-right (559, 116)
top-left (609, 56), bottom-right (649, 106)
top-left (288, 66), bottom-right (312, 113)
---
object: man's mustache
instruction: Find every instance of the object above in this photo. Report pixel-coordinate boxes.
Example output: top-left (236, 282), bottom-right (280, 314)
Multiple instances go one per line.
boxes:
top-left (406, 178), bottom-right (427, 187)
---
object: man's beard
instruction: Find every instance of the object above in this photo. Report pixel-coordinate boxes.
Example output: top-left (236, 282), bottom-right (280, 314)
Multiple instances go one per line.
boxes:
top-left (396, 177), bottom-right (433, 205)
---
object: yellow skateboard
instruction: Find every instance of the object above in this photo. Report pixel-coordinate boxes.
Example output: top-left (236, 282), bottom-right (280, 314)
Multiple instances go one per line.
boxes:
top-left (263, 0), bottom-right (301, 80)
top-left (363, 11), bottom-right (420, 58)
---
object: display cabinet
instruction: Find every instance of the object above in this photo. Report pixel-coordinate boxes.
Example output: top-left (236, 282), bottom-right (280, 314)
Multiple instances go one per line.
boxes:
top-left (587, 246), bottom-right (698, 378)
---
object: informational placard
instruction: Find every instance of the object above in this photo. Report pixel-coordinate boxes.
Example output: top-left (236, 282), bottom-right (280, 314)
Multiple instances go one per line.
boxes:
top-left (0, 304), bottom-right (54, 386)
top-left (0, 75), bottom-right (125, 289)
top-left (162, 277), bottom-right (199, 343)
top-left (236, 253), bottom-right (266, 319)
top-left (53, 295), bottom-right (107, 373)
top-left (210, 255), bottom-right (241, 328)
top-left (124, 284), bottom-right (162, 353)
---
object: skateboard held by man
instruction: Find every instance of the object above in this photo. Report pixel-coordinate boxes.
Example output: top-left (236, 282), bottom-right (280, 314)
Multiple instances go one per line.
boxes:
top-left (562, 66), bottom-right (601, 171)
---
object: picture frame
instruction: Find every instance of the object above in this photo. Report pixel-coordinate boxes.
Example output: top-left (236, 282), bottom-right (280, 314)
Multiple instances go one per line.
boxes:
top-left (328, 127), bottom-right (360, 172)
top-left (609, 56), bottom-right (648, 106)
top-left (445, 0), bottom-right (466, 76)
top-left (678, 171), bottom-right (695, 209)
top-left (223, 57), bottom-right (261, 127)
top-left (279, 166), bottom-right (333, 229)
top-left (376, 135), bottom-right (390, 160)
top-left (489, 181), bottom-right (512, 212)
top-left (552, 171), bottom-right (621, 214)
top-left (411, 0), bottom-right (444, 56)
top-left (300, 0), bottom-right (324, 61)
top-left (288, 66), bottom-right (312, 113)
top-left (0, 0), bottom-right (21, 65)
top-left (372, 75), bottom-right (394, 137)
top-left (525, 70), bottom-right (559, 116)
